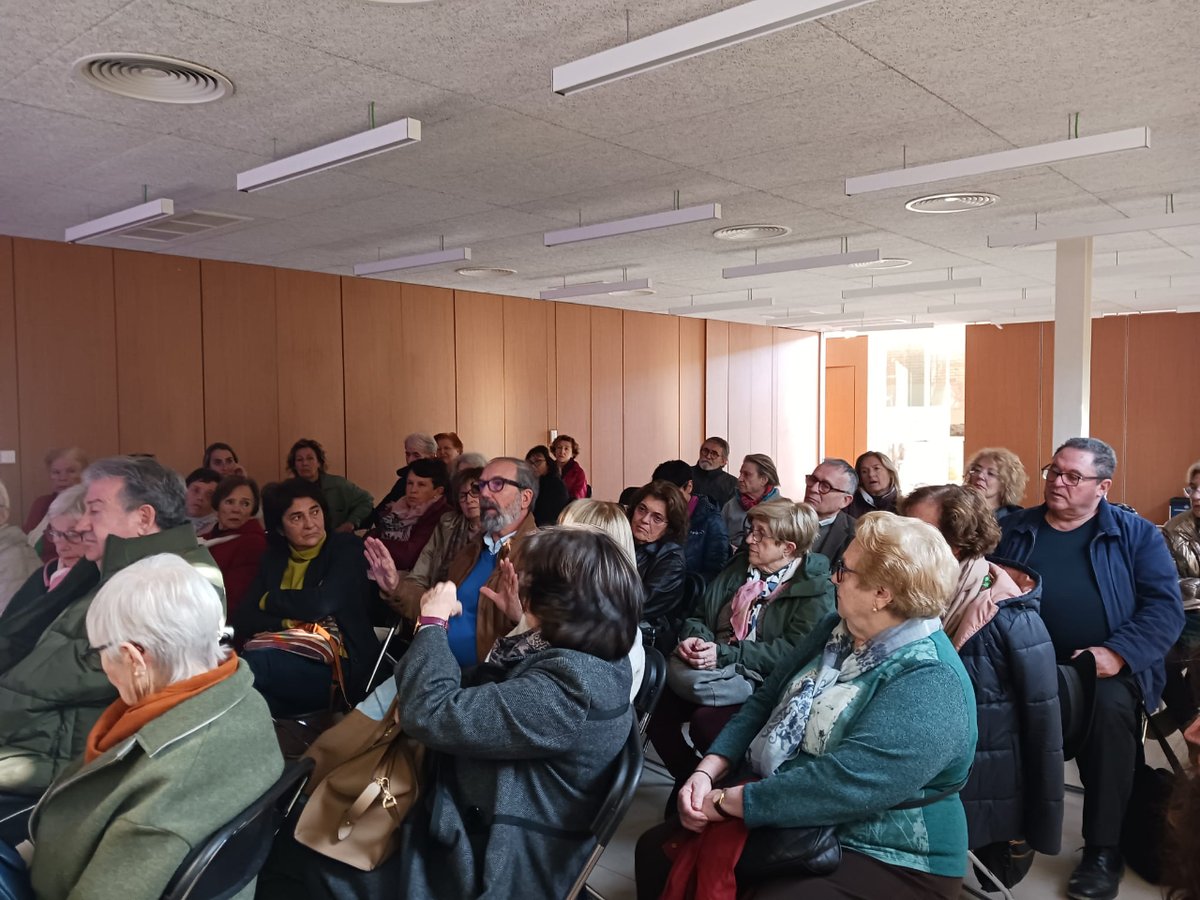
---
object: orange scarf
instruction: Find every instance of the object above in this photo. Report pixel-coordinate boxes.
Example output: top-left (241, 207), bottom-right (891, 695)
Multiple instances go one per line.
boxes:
top-left (85, 652), bottom-right (239, 763)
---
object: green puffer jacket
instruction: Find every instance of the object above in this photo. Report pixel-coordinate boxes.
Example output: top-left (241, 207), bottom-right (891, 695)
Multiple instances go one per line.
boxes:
top-left (0, 525), bottom-right (224, 796)
top-left (29, 659), bottom-right (282, 900)
top-left (678, 550), bottom-right (836, 679)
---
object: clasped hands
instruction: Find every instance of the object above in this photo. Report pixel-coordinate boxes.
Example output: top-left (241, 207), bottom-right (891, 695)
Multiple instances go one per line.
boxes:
top-left (677, 769), bottom-right (744, 833)
top-left (676, 636), bottom-right (719, 670)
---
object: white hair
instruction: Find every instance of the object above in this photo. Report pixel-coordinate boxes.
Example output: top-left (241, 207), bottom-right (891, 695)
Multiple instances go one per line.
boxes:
top-left (456, 452), bottom-right (488, 472)
top-left (87, 554), bottom-right (229, 683)
top-left (48, 483), bottom-right (87, 520)
top-left (404, 432), bottom-right (437, 456)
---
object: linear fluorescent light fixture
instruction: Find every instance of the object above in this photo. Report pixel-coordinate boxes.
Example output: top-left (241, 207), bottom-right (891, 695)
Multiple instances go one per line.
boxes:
top-left (553, 0), bottom-right (878, 95)
top-left (65, 198), bottom-right (175, 243)
top-left (545, 203), bottom-right (720, 246)
top-left (668, 297), bottom-right (775, 316)
top-left (988, 209), bottom-right (1200, 248)
top-left (845, 127), bottom-right (1150, 196)
top-left (853, 322), bottom-right (935, 333)
top-left (540, 278), bottom-right (651, 300)
top-left (723, 248), bottom-right (880, 279)
top-left (237, 117), bottom-right (421, 192)
top-left (841, 277), bottom-right (981, 300)
top-left (354, 246), bottom-right (470, 277)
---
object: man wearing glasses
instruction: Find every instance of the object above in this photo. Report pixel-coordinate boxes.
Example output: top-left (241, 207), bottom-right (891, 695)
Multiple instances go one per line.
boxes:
top-left (802, 458), bottom-right (858, 567)
top-left (997, 437), bottom-right (1182, 900)
top-left (438, 457), bottom-right (538, 668)
top-left (692, 437), bottom-right (739, 509)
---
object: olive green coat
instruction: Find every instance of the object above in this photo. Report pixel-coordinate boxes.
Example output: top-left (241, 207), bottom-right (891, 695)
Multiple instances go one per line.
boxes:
top-left (0, 525), bottom-right (224, 795)
top-left (28, 659), bottom-right (282, 900)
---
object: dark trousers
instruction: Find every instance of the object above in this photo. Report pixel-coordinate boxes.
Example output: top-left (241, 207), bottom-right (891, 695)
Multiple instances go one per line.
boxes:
top-left (243, 649), bottom-right (334, 718)
top-left (0, 793), bottom-right (36, 845)
top-left (634, 820), bottom-right (962, 899)
top-left (646, 689), bottom-right (742, 781)
top-left (1074, 669), bottom-right (1141, 847)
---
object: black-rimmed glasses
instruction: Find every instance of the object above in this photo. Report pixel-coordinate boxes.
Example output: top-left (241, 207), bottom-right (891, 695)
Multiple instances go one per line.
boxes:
top-left (474, 476), bottom-right (522, 495)
top-left (1041, 464), bottom-right (1102, 488)
top-left (805, 474), bottom-right (851, 496)
top-left (832, 559), bottom-right (858, 583)
top-left (46, 528), bottom-right (84, 544)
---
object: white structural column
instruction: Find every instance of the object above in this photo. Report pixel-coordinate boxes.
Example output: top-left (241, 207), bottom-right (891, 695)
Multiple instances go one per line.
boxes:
top-left (1052, 237), bottom-right (1094, 446)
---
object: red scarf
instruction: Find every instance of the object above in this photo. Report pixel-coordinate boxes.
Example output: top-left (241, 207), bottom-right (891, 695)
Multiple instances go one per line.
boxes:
top-left (85, 653), bottom-right (239, 762)
top-left (737, 485), bottom-right (778, 512)
top-left (661, 818), bottom-right (750, 900)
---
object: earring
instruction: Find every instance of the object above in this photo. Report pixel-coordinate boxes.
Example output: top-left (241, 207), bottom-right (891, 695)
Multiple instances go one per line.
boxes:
top-left (871, 603), bottom-right (878, 613)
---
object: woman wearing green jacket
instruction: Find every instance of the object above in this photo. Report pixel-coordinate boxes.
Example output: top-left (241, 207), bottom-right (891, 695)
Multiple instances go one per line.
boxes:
top-left (22, 553), bottom-right (283, 900)
top-left (647, 499), bottom-right (836, 782)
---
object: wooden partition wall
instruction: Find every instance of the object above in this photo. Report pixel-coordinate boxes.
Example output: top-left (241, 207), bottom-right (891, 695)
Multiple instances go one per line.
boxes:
top-left (964, 314), bottom-right (1199, 522)
top-left (0, 236), bottom-right (821, 517)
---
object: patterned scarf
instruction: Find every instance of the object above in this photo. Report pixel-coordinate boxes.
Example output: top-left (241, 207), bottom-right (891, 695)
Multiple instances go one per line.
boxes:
top-left (486, 627), bottom-right (551, 666)
top-left (738, 485), bottom-right (780, 512)
top-left (746, 616), bottom-right (942, 776)
top-left (380, 495), bottom-right (440, 542)
top-left (728, 557), bottom-right (801, 642)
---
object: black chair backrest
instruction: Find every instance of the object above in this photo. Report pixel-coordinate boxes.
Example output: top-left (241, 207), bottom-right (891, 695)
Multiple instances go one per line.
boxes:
top-left (682, 571), bottom-right (706, 616)
top-left (161, 757), bottom-right (315, 900)
top-left (635, 645), bottom-right (668, 733)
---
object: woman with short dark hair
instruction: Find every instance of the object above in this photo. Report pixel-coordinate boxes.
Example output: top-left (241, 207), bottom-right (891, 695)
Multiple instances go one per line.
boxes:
top-left (286, 438), bottom-right (374, 533)
top-left (200, 475), bottom-right (266, 617)
top-left (551, 434), bottom-right (589, 500)
top-left (627, 480), bottom-right (689, 649)
top-left (526, 444), bottom-right (570, 526)
top-left (365, 457), bottom-right (449, 574)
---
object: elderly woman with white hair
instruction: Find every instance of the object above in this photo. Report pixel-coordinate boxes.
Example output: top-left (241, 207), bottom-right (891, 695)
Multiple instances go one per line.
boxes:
top-left (2, 485), bottom-right (92, 626)
top-left (637, 512), bottom-right (978, 899)
top-left (19, 553), bottom-right (282, 900)
top-left (0, 480), bottom-right (40, 614)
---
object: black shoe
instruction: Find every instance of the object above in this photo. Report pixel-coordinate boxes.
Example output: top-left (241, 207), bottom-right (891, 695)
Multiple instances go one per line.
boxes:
top-left (1067, 846), bottom-right (1124, 900)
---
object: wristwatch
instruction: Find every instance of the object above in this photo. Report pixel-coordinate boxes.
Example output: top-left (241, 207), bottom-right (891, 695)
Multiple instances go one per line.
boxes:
top-left (712, 788), bottom-right (733, 819)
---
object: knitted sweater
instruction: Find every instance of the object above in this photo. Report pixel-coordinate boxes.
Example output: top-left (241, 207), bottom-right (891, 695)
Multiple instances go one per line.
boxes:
top-left (707, 613), bottom-right (977, 878)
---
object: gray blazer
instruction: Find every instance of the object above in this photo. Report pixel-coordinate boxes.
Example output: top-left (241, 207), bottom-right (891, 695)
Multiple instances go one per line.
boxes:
top-left (813, 511), bottom-right (856, 567)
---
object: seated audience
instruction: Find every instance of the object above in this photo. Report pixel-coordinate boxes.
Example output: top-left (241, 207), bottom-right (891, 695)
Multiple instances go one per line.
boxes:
top-left (552, 434), bottom-right (589, 499)
top-left (184, 467), bottom-right (220, 535)
top-left (435, 431), bottom-right (464, 467)
top-left (200, 475), bottom-right (267, 617)
top-left (803, 457), bottom-right (858, 567)
top-left (692, 437), bottom-right (739, 509)
top-left (203, 442), bottom-right (244, 477)
top-left (0, 455), bottom-right (222, 842)
top-left (964, 446), bottom-right (1028, 521)
top-left (366, 457), bottom-right (449, 574)
top-left (636, 512), bottom-right (977, 899)
top-left (652, 459), bottom-right (730, 582)
top-left (3, 485), bottom-right (89, 626)
top-left (722, 453), bottom-right (781, 551)
top-left (648, 499), bottom-right (835, 785)
top-left (22, 554), bottom-right (282, 900)
top-left (902, 484), bottom-right (1063, 864)
top-left (1164, 459), bottom-right (1200, 727)
top-left (234, 479), bottom-right (380, 715)
top-left (286, 438), bottom-right (374, 533)
top-left (369, 466), bottom-right (483, 621)
top-left (847, 450), bottom-right (901, 517)
top-left (362, 432), bottom-right (438, 530)
top-left (0, 480), bottom-right (40, 613)
top-left (628, 481), bottom-right (689, 649)
top-left (525, 444), bottom-right (570, 526)
top-left (23, 446), bottom-right (87, 563)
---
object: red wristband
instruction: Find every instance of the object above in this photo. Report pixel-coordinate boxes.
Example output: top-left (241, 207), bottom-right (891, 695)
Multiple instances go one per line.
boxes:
top-left (417, 616), bottom-right (449, 630)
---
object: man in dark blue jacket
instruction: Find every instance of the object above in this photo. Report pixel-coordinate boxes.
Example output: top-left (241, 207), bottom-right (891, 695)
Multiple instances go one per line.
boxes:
top-left (997, 436), bottom-right (1183, 900)
top-left (653, 459), bottom-right (730, 583)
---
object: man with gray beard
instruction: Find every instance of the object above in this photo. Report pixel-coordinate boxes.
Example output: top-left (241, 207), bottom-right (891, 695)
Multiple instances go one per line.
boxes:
top-left (435, 457), bottom-right (538, 667)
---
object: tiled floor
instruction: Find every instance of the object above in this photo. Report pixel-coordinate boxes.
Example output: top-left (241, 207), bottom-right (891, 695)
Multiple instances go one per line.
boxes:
top-left (584, 736), bottom-right (1180, 899)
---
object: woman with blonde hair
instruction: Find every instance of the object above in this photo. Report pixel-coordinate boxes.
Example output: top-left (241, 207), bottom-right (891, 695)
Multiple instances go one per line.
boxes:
top-left (847, 450), bottom-right (901, 518)
top-left (964, 447), bottom-right (1028, 521)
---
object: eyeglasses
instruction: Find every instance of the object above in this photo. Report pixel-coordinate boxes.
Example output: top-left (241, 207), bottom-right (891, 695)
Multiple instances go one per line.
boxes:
top-left (474, 476), bottom-right (522, 495)
top-left (458, 485), bottom-right (481, 502)
top-left (967, 464), bottom-right (999, 480)
top-left (744, 527), bottom-right (776, 544)
top-left (634, 503), bottom-right (668, 528)
top-left (1186, 486), bottom-right (1200, 498)
top-left (804, 474), bottom-right (850, 496)
top-left (46, 528), bottom-right (84, 544)
top-left (1041, 464), bottom-right (1103, 488)
top-left (832, 559), bottom-right (858, 583)
top-left (699, 446), bottom-right (724, 459)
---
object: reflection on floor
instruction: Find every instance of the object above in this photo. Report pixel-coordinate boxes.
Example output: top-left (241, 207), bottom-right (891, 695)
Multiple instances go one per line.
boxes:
top-left (585, 734), bottom-right (1179, 899)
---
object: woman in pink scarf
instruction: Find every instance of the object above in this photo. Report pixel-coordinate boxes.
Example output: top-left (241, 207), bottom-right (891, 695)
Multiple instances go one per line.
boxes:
top-left (366, 457), bottom-right (449, 574)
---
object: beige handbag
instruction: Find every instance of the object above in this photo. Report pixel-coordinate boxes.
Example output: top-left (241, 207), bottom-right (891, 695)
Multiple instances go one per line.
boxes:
top-left (293, 699), bottom-right (425, 871)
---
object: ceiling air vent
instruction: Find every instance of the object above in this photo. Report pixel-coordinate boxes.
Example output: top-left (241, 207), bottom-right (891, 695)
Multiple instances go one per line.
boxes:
top-left (904, 192), bottom-right (998, 214)
top-left (713, 224), bottom-right (792, 241)
top-left (456, 267), bottom-right (517, 277)
top-left (72, 53), bottom-right (234, 104)
top-left (121, 210), bottom-right (251, 243)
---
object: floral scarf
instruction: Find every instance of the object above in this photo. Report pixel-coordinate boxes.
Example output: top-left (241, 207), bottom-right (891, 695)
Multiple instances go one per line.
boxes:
top-left (486, 627), bottom-right (550, 666)
top-left (380, 495), bottom-right (440, 542)
top-left (728, 557), bottom-right (801, 642)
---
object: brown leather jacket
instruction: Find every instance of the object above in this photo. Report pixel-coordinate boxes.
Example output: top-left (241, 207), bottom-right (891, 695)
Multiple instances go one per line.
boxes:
top-left (1163, 512), bottom-right (1200, 611)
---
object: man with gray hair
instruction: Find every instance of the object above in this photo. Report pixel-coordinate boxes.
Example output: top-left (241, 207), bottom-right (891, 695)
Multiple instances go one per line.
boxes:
top-left (0, 456), bottom-right (224, 839)
top-left (802, 458), bottom-right (858, 567)
top-left (998, 436), bottom-right (1183, 900)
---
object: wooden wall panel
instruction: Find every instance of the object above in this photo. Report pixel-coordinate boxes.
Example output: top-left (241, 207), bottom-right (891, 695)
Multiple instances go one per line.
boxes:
top-left (824, 335), bottom-right (867, 461)
top-left (747, 325), bottom-right (775, 458)
top-left (824, 368), bottom-right (857, 464)
top-left (13, 239), bottom-right (119, 509)
top-left (726, 324), bottom-right (753, 465)
top-left (0, 239), bottom-right (21, 519)
top-left (400, 283), bottom-right (457, 442)
top-left (502, 296), bottom-right (551, 457)
top-left (544, 305), bottom-right (557, 442)
top-left (1089, 316), bottom-right (1128, 503)
top-left (1037, 323), bottom-right (1055, 473)
top-left (704, 321), bottom-right (730, 444)
top-left (623, 312), bottom-right (680, 485)
top-left (113, 250), bottom-right (204, 476)
top-left (589, 307), bottom-right (624, 501)
top-left (454, 291), bottom-right (505, 459)
top-left (678, 317), bottom-right (706, 462)
top-left (201, 260), bottom-right (279, 484)
top-left (774, 329), bottom-right (821, 497)
top-left (554, 304), bottom-right (592, 476)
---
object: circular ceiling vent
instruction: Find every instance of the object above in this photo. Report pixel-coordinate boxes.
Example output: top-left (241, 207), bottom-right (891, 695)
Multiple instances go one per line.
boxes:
top-left (608, 287), bottom-right (657, 296)
top-left (713, 224), bottom-right (792, 241)
top-left (456, 266), bottom-right (516, 277)
top-left (850, 257), bottom-right (913, 270)
top-left (72, 53), bottom-right (234, 104)
top-left (904, 192), bottom-right (998, 214)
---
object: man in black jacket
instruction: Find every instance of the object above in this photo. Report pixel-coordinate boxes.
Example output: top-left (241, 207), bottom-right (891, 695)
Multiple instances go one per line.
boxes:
top-left (691, 437), bottom-right (739, 509)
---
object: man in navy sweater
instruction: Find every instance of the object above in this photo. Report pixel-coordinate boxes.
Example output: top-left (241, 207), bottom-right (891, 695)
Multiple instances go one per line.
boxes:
top-left (997, 437), bottom-right (1183, 900)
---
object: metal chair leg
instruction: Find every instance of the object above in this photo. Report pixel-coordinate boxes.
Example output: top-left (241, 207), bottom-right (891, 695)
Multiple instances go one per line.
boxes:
top-left (966, 849), bottom-right (1016, 900)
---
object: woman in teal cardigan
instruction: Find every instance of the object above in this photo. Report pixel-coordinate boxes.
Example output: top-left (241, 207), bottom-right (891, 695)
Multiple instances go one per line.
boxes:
top-left (636, 512), bottom-right (978, 899)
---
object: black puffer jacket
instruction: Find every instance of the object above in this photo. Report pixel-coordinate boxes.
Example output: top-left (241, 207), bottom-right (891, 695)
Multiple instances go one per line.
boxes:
top-left (958, 558), bottom-right (1063, 854)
